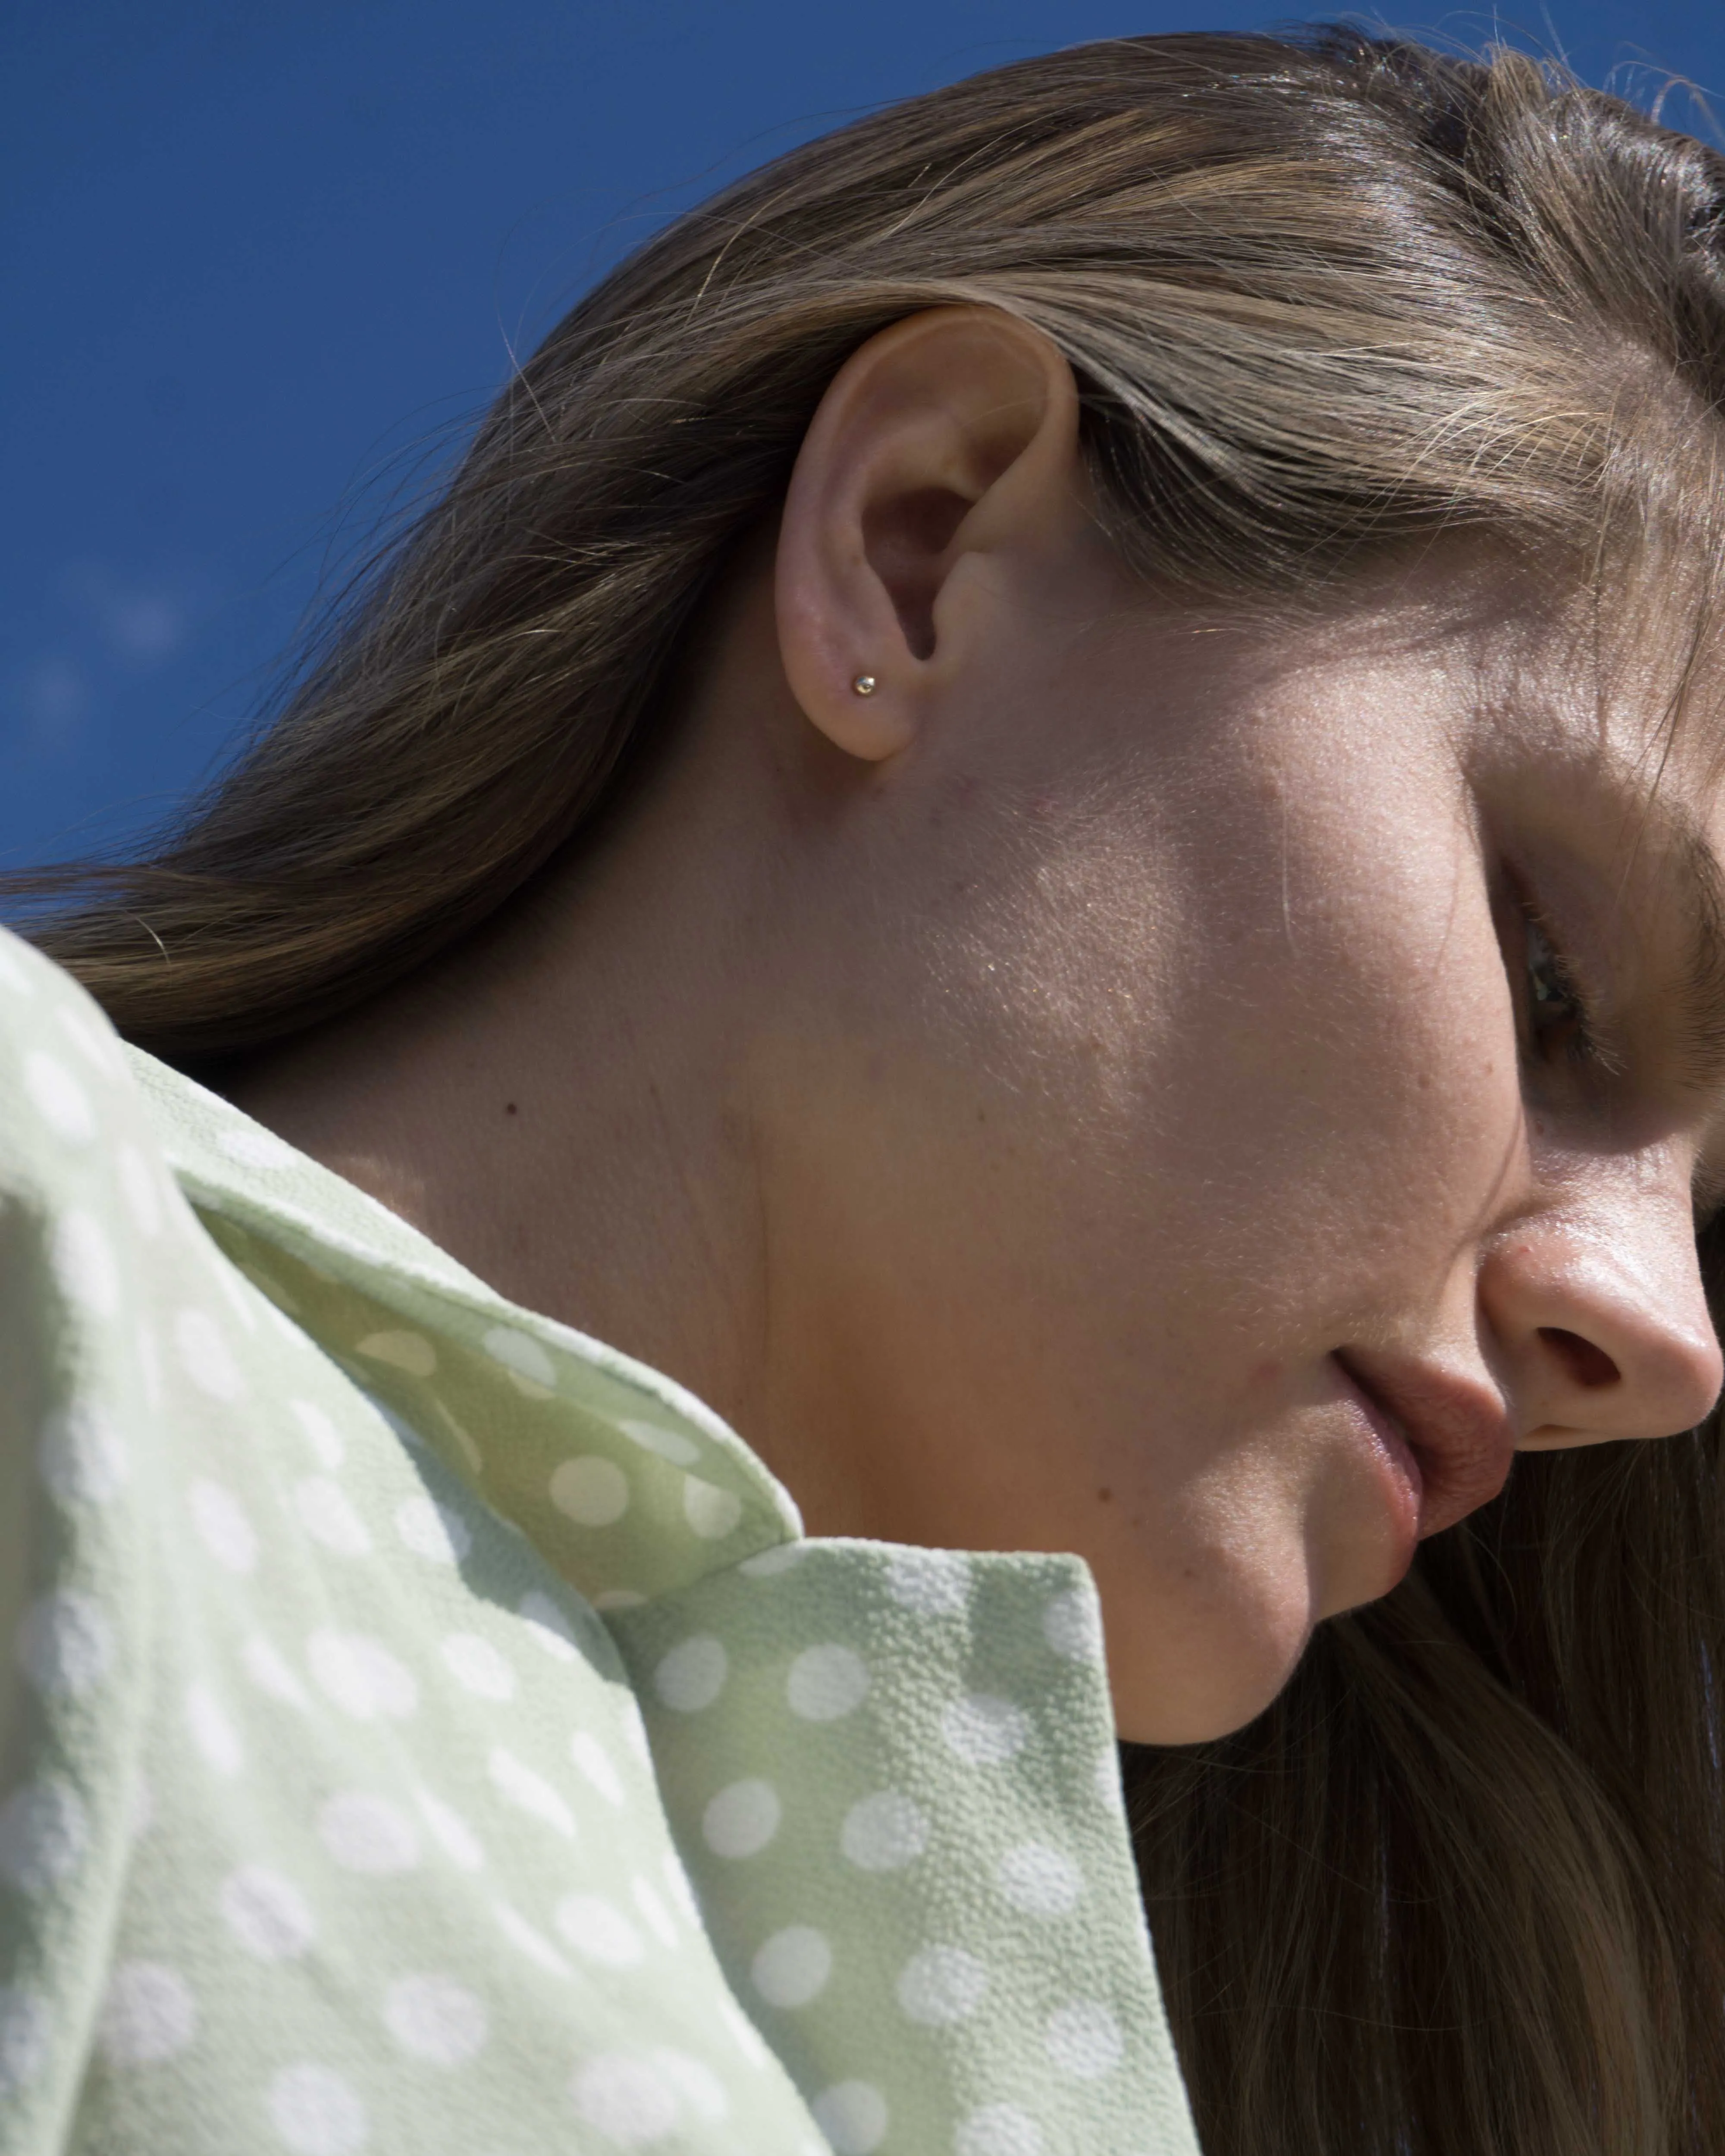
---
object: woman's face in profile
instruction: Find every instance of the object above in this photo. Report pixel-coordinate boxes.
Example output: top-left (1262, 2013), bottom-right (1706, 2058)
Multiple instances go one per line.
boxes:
top-left (238, 318), bottom-right (1725, 1750)
top-left (760, 539), bottom-right (1725, 1743)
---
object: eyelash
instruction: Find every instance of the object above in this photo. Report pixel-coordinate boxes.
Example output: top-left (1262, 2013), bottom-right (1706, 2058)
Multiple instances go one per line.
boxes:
top-left (1519, 903), bottom-right (1608, 1072)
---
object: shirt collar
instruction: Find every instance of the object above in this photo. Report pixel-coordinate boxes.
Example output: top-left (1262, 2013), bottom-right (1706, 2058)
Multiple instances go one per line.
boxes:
top-left (126, 1045), bottom-right (805, 1608)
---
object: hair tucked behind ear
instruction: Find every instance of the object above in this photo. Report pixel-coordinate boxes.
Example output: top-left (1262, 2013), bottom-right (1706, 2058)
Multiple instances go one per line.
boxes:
top-left (9, 24), bottom-right (1725, 2151)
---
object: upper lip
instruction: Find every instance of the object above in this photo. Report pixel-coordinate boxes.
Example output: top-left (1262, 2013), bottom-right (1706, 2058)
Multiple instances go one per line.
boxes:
top-left (1335, 1348), bottom-right (1518, 1538)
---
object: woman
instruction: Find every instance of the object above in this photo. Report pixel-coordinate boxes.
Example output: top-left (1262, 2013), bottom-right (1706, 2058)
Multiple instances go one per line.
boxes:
top-left (4, 23), bottom-right (1724, 2154)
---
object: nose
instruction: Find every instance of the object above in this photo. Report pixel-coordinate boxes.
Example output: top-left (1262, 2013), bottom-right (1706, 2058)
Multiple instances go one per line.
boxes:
top-left (1479, 1175), bottom-right (1723, 1448)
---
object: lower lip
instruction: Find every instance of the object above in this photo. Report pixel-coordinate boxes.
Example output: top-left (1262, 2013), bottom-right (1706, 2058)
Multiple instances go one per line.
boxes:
top-left (1333, 1357), bottom-right (1425, 1547)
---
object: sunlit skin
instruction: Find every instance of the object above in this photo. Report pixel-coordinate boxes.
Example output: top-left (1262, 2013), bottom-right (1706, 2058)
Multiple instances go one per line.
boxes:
top-left (232, 308), bottom-right (1725, 1744)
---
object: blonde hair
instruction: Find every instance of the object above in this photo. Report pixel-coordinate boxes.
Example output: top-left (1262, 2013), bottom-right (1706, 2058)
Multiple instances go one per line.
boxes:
top-left (12, 26), bottom-right (1725, 2150)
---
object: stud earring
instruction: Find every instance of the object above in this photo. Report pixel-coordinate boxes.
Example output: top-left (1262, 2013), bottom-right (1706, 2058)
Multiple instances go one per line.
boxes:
top-left (851, 674), bottom-right (878, 696)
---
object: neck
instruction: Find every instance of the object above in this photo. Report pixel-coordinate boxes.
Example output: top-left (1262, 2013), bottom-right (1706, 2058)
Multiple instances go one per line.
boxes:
top-left (226, 600), bottom-right (808, 1497)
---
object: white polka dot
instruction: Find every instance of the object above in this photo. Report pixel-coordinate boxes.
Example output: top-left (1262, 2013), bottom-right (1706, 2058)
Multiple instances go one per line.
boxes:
top-left (570, 1732), bottom-right (624, 1805)
top-left (631, 1875), bottom-right (679, 1950)
top-left (355, 1329), bottom-right (437, 1377)
top-left (267, 2062), bottom-right (368, 2154)
top-left (1043, 1587), bottom-right (1105, 1663)
top-left (682, 1476), bottom-right (743, 1540)
top-left (996, 1841), bottom-right (1083, 1918)
top-left (37, 1402), bottom-right (128, 1505)
top-left (384, 1974), bottom-right (487, 2067)
top-left (487, 1747), bottom-right (576, 1836)
top-left (491, 1899), bottom-right (571, 1978)
top-left (786, 1644), bottom-right (869, 1722)
top-left (651, 2046), bottom-right (728, 2120)
top-left (571, 2053), bottom-right (677, 2143)
top-left (654, 1636), bottom-right (727, 1712)
top-left (811, 2080), bottom-right (888, 2154)
top-left (882, 1548), bottom-right (970, 1616)
top-left (216, 1125), bottom-right (298, 1170)
top-left (517, 1591), bottom-right (582, 1660)
top-left (98, 1960), bottom-right (196, 2065)
top-left (550, 1456), bottom-right (630, 1528)
top-left (897, 1944), bottom-right (988, 2026)
top-left (555, 1893), bottom-right (645, 1968)
top-left (617, 1416), bottom-right (699, 1467)
top-left (941, 1692), bottom-right (1030, 1766)
top-left (295, 1477), bottom-right (372, 1556)
top-left (175, 1308), bottom-right (245, 1399)
top-left (703, 1778), bottom-right (781, 1859)
top-left (242, 1635), bottom-right (310, 1709)
top-left (307, 1632), bottom-right (418, 1720)
top-left (956, 2103), bottom-right (1043, 2156)
top-left (1044, 2000), bottom-right (1123, 2079)
top-left (186, 1684), bottom-right (244, 1775)
top-left (0, 1777), bottom-right (86, 1895)
top-left (24, 1052), bottom-right (94, 1143)
top-left (189, 1478), bottom-right (258, 1573)
top-left (442, 1633), bottom-right (516, 1700)
top-left (737, 1544), bottom-right (805, 1577)
top-left (414, 1788), bottom-right (486, 1870)
top-left (395, 1495), bottom-right (470, 1564)
top-left (592, 1587), bottom-right (646, 1612)
top-left (482, 1326), bottom-right (554, 1389)
top-left (840, 1790), bottom-right (928, 1873)
top-left (317, 1792), bottom-right (421, 1874)
top-left (51, 1210), bottom-right (119, 1317)
top-left (116, 1144), bottom-right (163, 1237)
top-left (0, 1985), bottom-right (49, 2096)
top-left (222, 1865), bottom-right (315, 1960)
top-left (751, 1926), bottom-right (832, 2009)
top-left (16, 1590), bottom-right (112, 1697)
top-left (291, 1399), bottom-right (345, 1470)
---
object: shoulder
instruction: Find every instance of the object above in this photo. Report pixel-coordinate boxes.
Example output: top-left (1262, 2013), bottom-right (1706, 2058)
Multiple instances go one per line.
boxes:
top-left (0, 924), bottom-right (153, 1192)
top-left (0, 924), bottom-right (193, 1359)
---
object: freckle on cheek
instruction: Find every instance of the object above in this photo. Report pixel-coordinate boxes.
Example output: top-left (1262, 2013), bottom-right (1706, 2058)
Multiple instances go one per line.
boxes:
top-left (1096, 1486), bottom-right (1113, 1504)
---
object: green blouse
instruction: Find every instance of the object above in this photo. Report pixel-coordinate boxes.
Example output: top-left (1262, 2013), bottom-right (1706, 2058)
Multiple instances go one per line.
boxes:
top-left (0, 925), bottom-right (1200, 2155)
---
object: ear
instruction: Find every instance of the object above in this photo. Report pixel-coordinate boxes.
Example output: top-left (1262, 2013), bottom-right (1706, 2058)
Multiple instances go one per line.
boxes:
top-left (775, 305), bottom-right (1088, 762)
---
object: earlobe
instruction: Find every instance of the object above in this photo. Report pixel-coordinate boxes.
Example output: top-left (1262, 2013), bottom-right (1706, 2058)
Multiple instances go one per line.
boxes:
top-left (774, 306), bottom-right (1084, 765)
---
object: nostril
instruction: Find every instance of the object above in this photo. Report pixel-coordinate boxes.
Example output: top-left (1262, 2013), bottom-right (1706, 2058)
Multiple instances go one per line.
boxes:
top-left (1538, 1326), bottom-right (1619, 1389)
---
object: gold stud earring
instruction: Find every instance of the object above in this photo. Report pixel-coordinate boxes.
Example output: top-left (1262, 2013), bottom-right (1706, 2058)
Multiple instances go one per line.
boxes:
top-left (851, 674), bottom-right (878, 696)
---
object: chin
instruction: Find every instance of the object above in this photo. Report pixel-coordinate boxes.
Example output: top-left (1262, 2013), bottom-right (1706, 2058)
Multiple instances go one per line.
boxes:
top-left (1111, 1619), bottom-right (1315, 1746)
top-left (1121, 1664), bottom-right (1302, 1751)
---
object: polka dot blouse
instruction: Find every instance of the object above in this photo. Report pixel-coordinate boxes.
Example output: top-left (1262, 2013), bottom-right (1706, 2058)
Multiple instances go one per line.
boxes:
top-left (0, 927), bottom-right (1201, 2156)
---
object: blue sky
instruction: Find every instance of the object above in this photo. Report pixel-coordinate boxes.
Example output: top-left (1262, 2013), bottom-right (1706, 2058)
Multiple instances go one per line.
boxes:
top-left (7, 0), bottom-right (1725, 869)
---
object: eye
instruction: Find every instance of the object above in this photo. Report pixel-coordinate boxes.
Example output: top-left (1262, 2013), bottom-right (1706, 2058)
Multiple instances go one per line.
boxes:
top-left (1521, 909), bottom-right (1598, 1066)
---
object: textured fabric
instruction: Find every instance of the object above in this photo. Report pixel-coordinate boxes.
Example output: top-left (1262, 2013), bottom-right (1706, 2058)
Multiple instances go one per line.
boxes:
top-left (0, 924), bottom-right (1201, 2156)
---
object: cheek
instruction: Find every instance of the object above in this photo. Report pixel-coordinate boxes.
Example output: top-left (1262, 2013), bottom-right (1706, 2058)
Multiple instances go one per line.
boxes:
top-left (1137, 817), bottom-right (1521, 1297)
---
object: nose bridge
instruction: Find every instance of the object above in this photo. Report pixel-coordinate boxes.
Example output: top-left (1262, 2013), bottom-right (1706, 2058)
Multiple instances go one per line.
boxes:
top-left (1481, 1148), bottom-right (1723, 1442)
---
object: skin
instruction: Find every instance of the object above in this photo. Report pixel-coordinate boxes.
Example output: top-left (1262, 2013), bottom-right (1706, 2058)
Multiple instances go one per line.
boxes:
top-left (232, 308), bottom-right (1725, 1744)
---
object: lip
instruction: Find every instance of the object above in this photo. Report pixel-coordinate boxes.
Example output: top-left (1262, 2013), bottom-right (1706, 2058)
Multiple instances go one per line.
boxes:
top-left (1333, 1349), bottom-right (1518, 1539)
